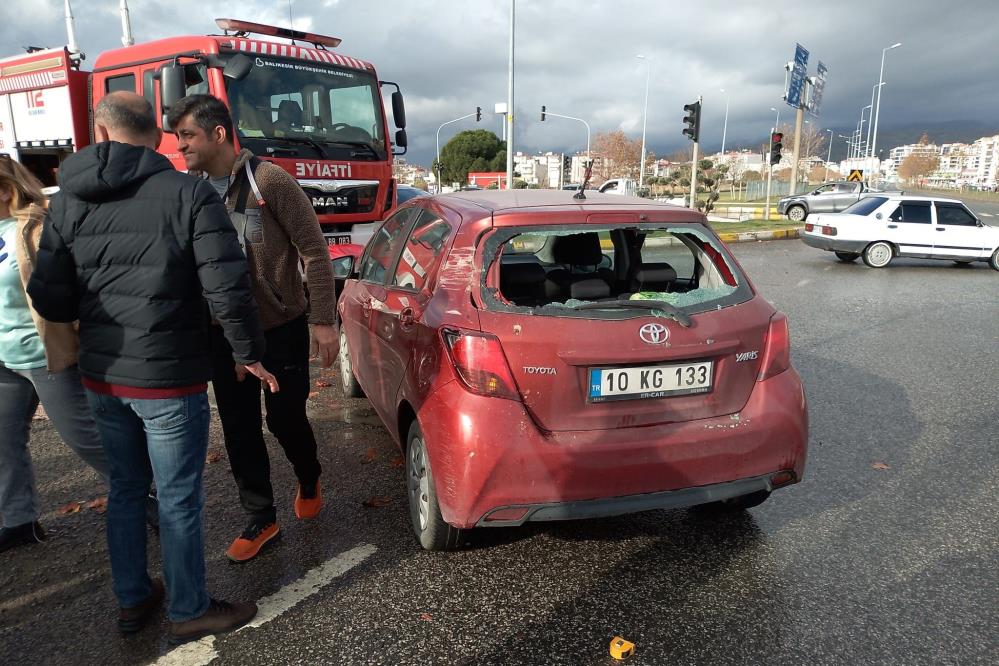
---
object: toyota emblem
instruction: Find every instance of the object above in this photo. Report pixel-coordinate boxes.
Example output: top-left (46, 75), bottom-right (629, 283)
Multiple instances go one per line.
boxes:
top-left (639, 323), bottom-right (669, 344)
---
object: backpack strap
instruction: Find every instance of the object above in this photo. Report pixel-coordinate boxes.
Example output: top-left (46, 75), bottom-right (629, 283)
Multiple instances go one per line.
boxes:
top-left (234, 157), bottom-right (267, 215)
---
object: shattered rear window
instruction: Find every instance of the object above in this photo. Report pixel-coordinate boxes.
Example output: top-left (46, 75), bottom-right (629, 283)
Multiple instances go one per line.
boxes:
top-left (482, 224), bottom-right (751, 318)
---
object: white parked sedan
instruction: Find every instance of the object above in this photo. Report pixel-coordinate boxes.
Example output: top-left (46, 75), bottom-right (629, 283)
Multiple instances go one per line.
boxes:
top-left (801, 195), bottom-right (999, 270)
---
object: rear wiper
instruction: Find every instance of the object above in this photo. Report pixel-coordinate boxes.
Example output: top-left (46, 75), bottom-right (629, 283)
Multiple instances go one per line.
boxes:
top-left (326, 140), bottom-right (380, 159)
top-left (570, 298), bottom-right (692, 327)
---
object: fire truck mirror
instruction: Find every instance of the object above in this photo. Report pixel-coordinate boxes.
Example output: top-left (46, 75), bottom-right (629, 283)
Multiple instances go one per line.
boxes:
top-left (159, 64), bottom-right (187, 129)
top-left (395, 129), bottom-right (408, 149)
top-left (391, 91), bottom-right (407, 129)
top-left (222, 54), bottom-right (254, 82)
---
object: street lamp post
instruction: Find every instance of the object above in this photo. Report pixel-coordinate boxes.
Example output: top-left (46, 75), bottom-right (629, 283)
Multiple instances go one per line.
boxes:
top-left (870, 42), bottom-right (901, 167)
top-left (720, 88), bottom-right (730, 155)
top-left (436, 111), bottom-right (480, 192)
top-left (770, 106), bottom-right (780, 130)
top-left (636, 54), bottom-right (651, 187)
top-left (539, 108), bottom-right (591, 161)
top-left (858, 104), bottom-right (872, 163)
top-left (825, 128), bottom-right (833, 182)
top-left (505, 0), bottom-right (515, 189)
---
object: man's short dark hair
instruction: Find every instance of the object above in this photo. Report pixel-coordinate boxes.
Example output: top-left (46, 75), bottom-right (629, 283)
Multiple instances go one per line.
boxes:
top-left (94, 92), bottom-right (158, 139)
top-left (168, 94), bottom-right (235, 143)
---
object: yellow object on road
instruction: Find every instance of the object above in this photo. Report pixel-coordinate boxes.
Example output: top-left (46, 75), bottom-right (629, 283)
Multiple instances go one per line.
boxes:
top-left (610, 636), bottom-right (635, 660)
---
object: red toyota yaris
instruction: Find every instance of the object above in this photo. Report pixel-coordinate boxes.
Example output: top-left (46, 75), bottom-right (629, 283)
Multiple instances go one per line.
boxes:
top-left (335, 190), bottom-right (808, 550)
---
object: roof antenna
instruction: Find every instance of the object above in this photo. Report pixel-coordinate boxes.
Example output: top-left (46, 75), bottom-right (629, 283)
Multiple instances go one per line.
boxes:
top-left (574, 159), bottom-right (593, 200)
top-left (64, 0), bottom-right (85, 62)
top-left (288, 0), bottom-right (297, 44)
top-left (119, 0), bottom-right (135, 47)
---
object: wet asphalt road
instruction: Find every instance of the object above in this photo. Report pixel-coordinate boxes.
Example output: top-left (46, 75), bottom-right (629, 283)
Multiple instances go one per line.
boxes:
top-left (1, 240), bottom-right (997, 665)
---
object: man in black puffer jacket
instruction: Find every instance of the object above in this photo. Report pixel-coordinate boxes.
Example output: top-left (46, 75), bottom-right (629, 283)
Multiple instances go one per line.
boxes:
top-left (27, 92), bottom-right (274, 644)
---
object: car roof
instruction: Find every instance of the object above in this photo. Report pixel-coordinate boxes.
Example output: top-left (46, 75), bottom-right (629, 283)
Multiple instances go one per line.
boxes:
top-left (873, 194), bottom-right (964, 204)
top-left (433, 189), bottom-right (702, 216)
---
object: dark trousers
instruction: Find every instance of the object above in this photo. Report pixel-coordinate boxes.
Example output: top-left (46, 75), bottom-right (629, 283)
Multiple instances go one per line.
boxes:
top-left (211, 315), bottom-right (321, 523)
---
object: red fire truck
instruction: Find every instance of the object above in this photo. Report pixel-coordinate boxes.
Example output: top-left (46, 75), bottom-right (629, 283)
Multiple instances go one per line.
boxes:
top-left (0, 16), bottom-right (408, 246)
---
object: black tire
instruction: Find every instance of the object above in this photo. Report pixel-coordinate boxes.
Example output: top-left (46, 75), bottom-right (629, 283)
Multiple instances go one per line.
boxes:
top-left (862, 241), bottom-right (894, 268)
top-left (988, 249), bottom-right (999, 271)
top-left (338, 328), bottom-right (365, 399)
top-left (786, 205), bottom-right (807, 222)
top-left (834, 251), bottom-right (860, 263)
top-left (406, 420), bottom-right (464, 551)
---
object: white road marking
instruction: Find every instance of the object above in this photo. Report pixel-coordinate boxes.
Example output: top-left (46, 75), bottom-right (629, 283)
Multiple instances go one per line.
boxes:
top-left (980, 212), bottom-right (994, 217)
top-left (0, 572), bottom-right (101, 612)
top-left (151, 543), bottom-right (377, 666)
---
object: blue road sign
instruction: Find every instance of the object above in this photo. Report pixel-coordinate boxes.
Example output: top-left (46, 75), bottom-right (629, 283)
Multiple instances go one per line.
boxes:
top-left (809, 61), bottom-right (828, 116)
top-left (786, 43), bottom-right (809, 109)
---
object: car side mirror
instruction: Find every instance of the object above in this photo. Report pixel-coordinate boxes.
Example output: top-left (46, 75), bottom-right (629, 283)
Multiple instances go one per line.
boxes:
top-left (222, 53), bottom-right (254, 81)
top-left (331, 255), bottom-right (356, 279)
top-left (875, 213), bottom-right (883, 220)
top-left (158, 63), bottom-right (186, 131)
top-left (393, 128), bottom-right (408, 156)
top-left (391, 91), bottom-right (407, 129)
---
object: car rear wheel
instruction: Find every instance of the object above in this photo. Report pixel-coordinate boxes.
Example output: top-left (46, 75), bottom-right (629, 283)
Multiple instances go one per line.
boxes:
top-left (862, 241), bottom-right (894, 268)
top-left (786, 205), bottom-right (807, 222)
top-left (338, 328), bottom-right (365, 398)
top-left (406, 421), bottom-right (464, 551)
top-left (834, 251), bottom-right (860, 263)
top-left (989, 249), bottom-right (999, 271)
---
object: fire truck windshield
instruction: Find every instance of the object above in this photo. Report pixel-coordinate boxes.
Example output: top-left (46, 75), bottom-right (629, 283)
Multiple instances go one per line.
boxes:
top-left (226, 55), bottom-right (387, 161)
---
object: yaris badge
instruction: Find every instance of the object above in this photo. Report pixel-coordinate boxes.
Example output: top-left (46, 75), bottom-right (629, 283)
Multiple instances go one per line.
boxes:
top-left (639, 323), bottom-right (669, 344)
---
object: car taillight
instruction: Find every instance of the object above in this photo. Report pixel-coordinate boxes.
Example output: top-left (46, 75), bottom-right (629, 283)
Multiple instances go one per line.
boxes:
top-left (821, 225), bottom-right (837, 236)
top-left (804, 223), bottom-right (814, 232)
top-left (758, 313), bottom-right (791, 381)
top-left (442, 329), bottom-right (521, 401)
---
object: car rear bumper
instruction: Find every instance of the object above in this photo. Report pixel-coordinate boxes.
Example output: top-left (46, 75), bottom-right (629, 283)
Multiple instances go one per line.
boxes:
top-left (417, 368), bottom-right (808, 528)
top-left (801, 233), bottom-right (868, 254)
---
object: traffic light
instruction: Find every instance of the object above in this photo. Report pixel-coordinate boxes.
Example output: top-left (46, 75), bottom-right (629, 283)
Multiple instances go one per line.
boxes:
top-left (682, 100), bottom-right (701, 142)
top-left (770, 132), bottom-right (784, 164)
top-left (541, 105), bottom-right (546, 121)
top-left (476, 106), bottom-right (482, 122)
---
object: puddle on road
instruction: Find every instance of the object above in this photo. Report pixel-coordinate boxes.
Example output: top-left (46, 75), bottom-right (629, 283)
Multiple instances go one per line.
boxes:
top-left (309, 402), bottom-right (382, 427)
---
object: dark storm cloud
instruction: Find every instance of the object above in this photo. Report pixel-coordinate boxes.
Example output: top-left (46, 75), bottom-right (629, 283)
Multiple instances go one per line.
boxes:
top-left (2, 0), bottom-right (997, 164)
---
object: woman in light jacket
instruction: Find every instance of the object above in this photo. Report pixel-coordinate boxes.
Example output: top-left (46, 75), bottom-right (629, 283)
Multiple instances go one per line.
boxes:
top-left (0, 155), bottom-right (110, 553)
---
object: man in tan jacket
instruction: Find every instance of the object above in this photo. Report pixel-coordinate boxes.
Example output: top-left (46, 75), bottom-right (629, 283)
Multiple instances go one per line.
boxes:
top-left (168, 95), bottom-right (339, 562)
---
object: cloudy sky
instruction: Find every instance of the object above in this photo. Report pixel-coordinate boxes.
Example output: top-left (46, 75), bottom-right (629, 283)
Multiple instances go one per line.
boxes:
top-left (3, 0), bottom-right (998, 165)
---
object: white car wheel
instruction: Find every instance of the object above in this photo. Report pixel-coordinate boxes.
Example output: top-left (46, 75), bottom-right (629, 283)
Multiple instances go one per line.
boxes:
top-left (787, 205), bottom-right (806, 222)
top-left (990, 248), bottom-right (999, 272)
top-left (338, 328), bottom-right (365, 398)
top-left (863, 242), bottom-right (894, 268)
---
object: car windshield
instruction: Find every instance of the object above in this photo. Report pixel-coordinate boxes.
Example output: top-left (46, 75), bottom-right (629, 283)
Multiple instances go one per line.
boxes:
top-left (483, 224), bottom-right (751, 319)
top-left (842, 196), bottom-right (888, 216)
top-left (226, 55), bottom-right (386, 160)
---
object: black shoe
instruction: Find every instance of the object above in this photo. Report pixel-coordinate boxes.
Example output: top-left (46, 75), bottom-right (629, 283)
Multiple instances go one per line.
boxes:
top-left (169, 598), bottom-right (258, 644)
top-left (0, 521), bottom-right (47, 554)
top-left (145, 493), bottom-right (160, 534)
top-left (118, 578), bottom-right (165, 634)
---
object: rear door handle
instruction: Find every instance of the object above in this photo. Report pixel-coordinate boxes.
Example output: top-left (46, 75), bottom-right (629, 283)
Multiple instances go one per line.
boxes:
top-left (887, 224), bottom-right (898, 229)
top-left (935, 227), bottom-right (945, 231)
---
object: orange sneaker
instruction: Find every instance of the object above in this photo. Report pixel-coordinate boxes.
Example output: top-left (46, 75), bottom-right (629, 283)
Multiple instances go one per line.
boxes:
top-left (226, 520), bottom-right (280, 563)
top-left (295, 481), bottom-right (322, 519)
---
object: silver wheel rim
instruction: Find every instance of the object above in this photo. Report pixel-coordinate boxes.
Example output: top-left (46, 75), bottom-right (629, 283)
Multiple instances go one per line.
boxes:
top-left (789, 207), bottom-right (804, 222)
top-left (409, 437), bottom-right (430, 531)
top-left (339, 331), bottom-right (352, 389)
top-left (868, 243), bottom-right (891, 267)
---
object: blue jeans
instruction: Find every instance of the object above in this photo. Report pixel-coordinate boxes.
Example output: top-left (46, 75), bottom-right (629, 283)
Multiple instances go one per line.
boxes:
top-left (0, 364), bottom-right (109, 527)
top-left (85, 390), bottom-right (210, 622)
